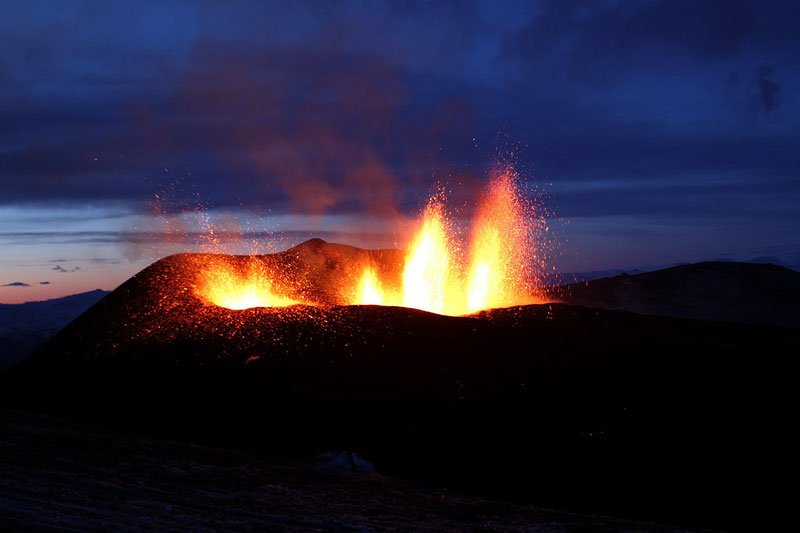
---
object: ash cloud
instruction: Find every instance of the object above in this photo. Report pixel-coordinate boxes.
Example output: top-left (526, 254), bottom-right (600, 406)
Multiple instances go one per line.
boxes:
top-left (139, 41), bottom-right (478, 223)
top-left (0, 0), bottom-right (798, 266)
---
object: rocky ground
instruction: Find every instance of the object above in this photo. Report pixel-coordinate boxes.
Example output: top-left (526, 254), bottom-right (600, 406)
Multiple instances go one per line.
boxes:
top-left (0, 408), bottom-right (681, 532)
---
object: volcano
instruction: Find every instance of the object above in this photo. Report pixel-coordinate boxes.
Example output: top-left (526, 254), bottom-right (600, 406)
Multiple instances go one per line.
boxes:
top-left (3, 239), bottom-right (798, 530)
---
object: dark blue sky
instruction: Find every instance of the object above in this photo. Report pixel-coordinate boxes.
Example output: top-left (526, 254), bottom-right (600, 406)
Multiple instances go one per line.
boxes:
top-left (1, 0), bottom-right (799, 300)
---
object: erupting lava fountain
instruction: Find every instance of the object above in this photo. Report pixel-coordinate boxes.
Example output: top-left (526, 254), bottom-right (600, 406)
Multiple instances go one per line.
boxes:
top-left (191, 165), bottom-right (550, 316)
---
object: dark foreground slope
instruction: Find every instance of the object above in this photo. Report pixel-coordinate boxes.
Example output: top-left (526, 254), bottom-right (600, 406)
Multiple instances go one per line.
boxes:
top-left (2, 241), bottom-right (797, 530)
top-left (0, 408), bottom-right (678, 532)
top-left (557, 261), bottom-right (800, 327)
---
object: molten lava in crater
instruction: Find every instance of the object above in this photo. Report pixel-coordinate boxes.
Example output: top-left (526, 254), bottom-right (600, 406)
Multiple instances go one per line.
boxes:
top-left (195, 257), bottom-right (304, 310)
top-left (192, 166), bottom-right (548, 316)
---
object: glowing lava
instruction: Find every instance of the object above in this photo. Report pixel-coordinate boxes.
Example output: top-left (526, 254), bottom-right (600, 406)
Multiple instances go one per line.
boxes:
top-left (465, 167), bottom-right (530, 312)
top-left (402, 199), bottom-right (455, 315)
top-left (195, 258), bottom-right (301, 310)
top-left (351, 166), bottom-right (541, 315)
top-left (356, 267), bottom-right (387, 306)
top-left (184, 162), bottom-right (544, 314)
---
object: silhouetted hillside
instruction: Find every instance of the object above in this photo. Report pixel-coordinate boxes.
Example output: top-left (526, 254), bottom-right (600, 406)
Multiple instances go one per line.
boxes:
top-left (557, 261), bottom-right (800, 327)
top-left (0, 289), bottom-right (109, 368)
top-left (2, 241), bottom-right (797, 530)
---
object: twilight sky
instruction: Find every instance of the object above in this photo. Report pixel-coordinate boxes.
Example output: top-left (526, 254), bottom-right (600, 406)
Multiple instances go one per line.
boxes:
top-left (1, 0), bottom-right (799, 302)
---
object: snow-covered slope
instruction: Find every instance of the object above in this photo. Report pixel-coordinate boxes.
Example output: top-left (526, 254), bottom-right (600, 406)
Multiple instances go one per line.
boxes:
top-left (0, 289), bottom-right (108, 368)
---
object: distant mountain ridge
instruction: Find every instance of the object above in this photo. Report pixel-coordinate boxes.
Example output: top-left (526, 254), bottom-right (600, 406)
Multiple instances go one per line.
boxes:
top-left (556, 261), bottom-right (800, 328)
top-left (745, 256), bottom-right (800, 270)
top-left (0, 289), bottom-right (109, 368)
top-left (544, 268), bottom-right (645, 286)
top-left (550, 257), bottom-right (798, 286)
top-left (2, 255), bottom-right (796, 369)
